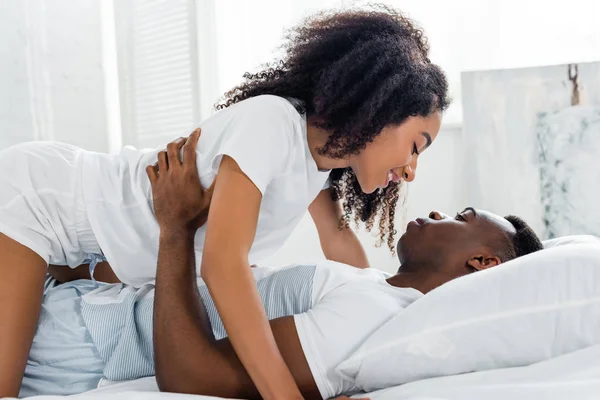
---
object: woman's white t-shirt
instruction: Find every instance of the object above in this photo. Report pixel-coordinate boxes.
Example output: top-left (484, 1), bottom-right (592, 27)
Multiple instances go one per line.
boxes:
top-left (81, 95), bottom-right (330, 287)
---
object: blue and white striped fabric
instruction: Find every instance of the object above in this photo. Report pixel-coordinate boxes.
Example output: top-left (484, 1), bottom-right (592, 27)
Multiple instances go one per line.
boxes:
top-left (21, 277), bottom-right (106, 397)
top-left (83, 253), bottom-right (107, 284)
top-left (80, 264), bottom-right (317, 382)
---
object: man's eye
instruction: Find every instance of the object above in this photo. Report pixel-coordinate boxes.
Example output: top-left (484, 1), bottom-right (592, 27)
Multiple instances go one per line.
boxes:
top-left (455, 213), bottom-right (465, 221)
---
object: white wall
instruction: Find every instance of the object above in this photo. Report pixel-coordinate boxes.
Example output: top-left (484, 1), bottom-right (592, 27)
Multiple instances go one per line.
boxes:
top-left (349, 0), bottom-right (600, 125)
top-left (461, 62), bottom-right (600, 238)
top-left (214, 0), bottom-right (344, 95)
top-left (0, 0), bottom-right (113, 152)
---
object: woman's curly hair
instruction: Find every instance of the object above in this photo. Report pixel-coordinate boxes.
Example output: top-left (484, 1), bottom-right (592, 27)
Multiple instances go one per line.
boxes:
top-left (216, 4), bottom-right (450, 252)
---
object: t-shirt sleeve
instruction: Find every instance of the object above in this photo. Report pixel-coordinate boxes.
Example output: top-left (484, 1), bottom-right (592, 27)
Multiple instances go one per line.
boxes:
top-left (210, 95), bottom-right (296, 194)
top-left (293, 285), bottom-right (402, 399)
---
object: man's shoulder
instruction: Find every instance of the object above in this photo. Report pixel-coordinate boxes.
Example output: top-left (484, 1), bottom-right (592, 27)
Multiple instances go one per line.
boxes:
top-left (315, 260), bottom-right (391, 283)
top-left (309, 261), bottom-right (389, 303)
top-left (314, 261), bottom-right (422, 307)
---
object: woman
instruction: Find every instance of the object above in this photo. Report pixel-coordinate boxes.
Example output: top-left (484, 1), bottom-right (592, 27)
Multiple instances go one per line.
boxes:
top-left (0, 5), bottom-right (449, 398)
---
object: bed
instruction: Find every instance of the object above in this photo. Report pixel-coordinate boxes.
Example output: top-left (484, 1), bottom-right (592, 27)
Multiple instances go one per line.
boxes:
top-left (14, 236), bottom-right (600, 400)
top-left (11, 344), bottom-right (600, 399)
top-left (364, 344), bottom-right (600, 400)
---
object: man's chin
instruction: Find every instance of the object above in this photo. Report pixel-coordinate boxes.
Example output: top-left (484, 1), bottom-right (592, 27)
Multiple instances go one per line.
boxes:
top-left (399, 226), bottom-right (418, 242)
top-left (396, 233), bottom-right (411, 261)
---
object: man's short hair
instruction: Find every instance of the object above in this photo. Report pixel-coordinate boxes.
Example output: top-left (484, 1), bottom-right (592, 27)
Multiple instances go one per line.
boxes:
top-left (497, 215), bottom-right (544, 262)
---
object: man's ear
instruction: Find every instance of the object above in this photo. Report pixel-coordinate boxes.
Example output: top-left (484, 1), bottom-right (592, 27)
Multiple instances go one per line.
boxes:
top-left (466, 254), bottom-right (501, 271)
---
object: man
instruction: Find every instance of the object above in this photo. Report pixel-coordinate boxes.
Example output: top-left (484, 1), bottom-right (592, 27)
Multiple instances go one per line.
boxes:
top-left (20, 143), bottom-right (543, 399)
top-left (151, 211), bottom-right (543, 400)
top-left (21, 206), bottom-right (543, 399)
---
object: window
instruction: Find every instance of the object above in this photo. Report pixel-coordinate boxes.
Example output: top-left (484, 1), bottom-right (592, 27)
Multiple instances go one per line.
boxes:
top-left (114, 0), bottom-right (201, 149)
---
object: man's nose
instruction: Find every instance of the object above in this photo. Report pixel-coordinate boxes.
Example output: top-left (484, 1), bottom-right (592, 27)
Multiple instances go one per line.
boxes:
top-left (428, 210), bottom-right (446, 220)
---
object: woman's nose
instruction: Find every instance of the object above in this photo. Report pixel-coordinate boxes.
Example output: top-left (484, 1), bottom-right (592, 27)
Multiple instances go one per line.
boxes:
top-left (402, 165), bottom-right (415, 182)
top-left (402, 155), bottom-right (419, 183)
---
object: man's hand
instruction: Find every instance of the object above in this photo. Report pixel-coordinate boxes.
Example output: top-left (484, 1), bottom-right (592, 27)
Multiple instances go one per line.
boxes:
top-left (146, 129), bottom-right (213, 234)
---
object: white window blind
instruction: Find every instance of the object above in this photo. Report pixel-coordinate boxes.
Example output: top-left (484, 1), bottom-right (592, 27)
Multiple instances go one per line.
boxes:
top-left (114, 0), bottom-right (200, 149)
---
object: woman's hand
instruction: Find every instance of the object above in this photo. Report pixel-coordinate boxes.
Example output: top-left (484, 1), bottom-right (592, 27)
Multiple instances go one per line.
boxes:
top-left (146, 129), bottom-right (214, 234)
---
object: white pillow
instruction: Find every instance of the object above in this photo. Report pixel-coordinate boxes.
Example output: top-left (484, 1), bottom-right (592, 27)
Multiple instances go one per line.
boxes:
top-left (542, 234), bottom-right (600, 248)
top-left (337, 239), bottom-right (600, 392)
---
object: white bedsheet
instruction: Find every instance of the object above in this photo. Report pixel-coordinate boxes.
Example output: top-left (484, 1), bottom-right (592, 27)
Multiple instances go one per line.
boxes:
top-left (359, 344), bottom-right (600, 400)
top-left (14, 376), bottom-right (238, 399)
top-left (14, 345), bottom-right (600, 400)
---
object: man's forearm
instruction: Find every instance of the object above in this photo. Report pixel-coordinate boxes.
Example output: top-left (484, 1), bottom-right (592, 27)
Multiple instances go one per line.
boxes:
top-left (153, 229), bottom-right (260, 398)
top-left (153, 229), bottom-right (218, 391)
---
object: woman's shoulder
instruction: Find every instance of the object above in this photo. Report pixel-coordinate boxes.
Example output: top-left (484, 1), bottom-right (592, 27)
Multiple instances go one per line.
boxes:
top-left (204, 95), bottom-right (306, 147)
top-left (227, 95), bottom-right (303, 120)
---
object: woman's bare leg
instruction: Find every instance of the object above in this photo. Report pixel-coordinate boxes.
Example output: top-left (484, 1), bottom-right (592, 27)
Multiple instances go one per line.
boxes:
top-left (0, 233), bottom-right (47, 397)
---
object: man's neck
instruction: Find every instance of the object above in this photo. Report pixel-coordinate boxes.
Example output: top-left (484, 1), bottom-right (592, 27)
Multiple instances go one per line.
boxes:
top-left (386, 263), bottom-right (443, 294)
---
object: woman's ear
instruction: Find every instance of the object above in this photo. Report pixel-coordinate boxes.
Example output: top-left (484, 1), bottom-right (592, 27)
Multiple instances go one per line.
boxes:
top-left (466, 254), bottom-right (501, 271)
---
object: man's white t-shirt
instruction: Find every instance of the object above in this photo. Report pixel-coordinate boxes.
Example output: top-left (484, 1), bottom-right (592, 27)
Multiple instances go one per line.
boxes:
top-left (81, 261), bottom-right (423, 399)
top-left (293, 263), bottom-right (422, 398)
top-left (81, 95), bottom-right (330, 287)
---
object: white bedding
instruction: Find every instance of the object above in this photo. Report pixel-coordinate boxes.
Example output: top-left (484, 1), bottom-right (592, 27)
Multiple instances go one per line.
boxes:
top-left (14, 377), bottom-right (237, 399)
top-left (361, 344), bottom-right (600, 400)
top-left (13, 345), bottom-right (600, 400)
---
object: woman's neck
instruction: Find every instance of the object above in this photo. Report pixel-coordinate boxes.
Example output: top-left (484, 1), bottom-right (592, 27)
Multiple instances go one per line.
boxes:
top-left (306, 117), bottom-right (350, 171)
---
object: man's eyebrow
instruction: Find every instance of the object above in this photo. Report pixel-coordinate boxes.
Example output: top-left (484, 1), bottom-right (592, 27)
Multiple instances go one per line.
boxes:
top-left (462, 207), bottom-right (477, 217)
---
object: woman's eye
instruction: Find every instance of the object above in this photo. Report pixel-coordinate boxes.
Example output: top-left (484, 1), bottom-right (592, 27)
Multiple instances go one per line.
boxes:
top-left (412, 143), bottom-right (419, 155)
top-left (455, 213), bottom-right (465, 221)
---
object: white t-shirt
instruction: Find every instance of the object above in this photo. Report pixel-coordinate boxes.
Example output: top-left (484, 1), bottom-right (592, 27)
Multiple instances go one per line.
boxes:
top-left (81, 260), bottom-right (422, 398)
top-left (293, 263), bottom-right (422, 398)
top-left (81, 95), bottom-right (330, 287)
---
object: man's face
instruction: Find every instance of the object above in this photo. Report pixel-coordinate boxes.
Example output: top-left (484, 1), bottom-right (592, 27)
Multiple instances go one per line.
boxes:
top-left (397, 208), bottom-right (516, 274)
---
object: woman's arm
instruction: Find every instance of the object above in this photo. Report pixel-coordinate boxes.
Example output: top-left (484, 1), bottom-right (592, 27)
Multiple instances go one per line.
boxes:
top-left (150, 175), bottom-right (362, 399)
top-left (200, 155), bottom-right (304, 399)
top-left (309, 189), bottom-right (370, 268)
top-left (148, 130), bottom-right (303, 399)
top-left (153, 226), bottom-right (321, 399)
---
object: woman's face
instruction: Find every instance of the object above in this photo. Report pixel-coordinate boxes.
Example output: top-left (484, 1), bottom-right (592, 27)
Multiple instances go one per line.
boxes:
top-left (349, 111), bottom-right (442, 194)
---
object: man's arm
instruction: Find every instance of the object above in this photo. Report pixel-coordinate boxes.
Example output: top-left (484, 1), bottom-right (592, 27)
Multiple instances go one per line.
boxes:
top-left (153, 227), bottom-right (321, 399)
top-left (309, 189), bottom-right (370, 268)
